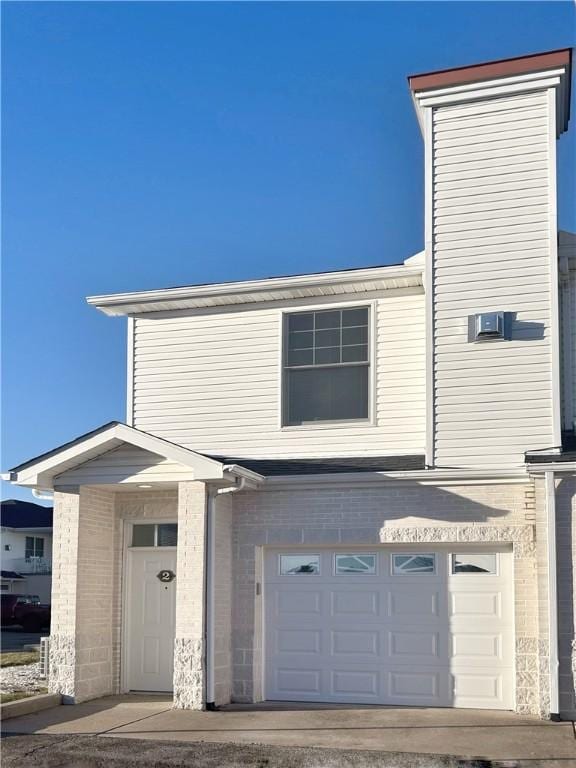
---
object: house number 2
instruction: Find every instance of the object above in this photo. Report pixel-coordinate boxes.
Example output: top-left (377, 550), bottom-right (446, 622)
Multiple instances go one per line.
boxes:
top-left (157, 569), bottom-right (176, 583)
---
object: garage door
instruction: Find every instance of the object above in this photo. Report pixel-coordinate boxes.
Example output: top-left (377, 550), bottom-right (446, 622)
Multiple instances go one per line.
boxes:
top-left (264, 547), bottom-right (514, 709)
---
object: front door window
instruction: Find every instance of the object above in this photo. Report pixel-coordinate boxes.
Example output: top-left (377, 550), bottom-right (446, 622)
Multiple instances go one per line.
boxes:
top-left (131, 523), bottom-right (178, 547)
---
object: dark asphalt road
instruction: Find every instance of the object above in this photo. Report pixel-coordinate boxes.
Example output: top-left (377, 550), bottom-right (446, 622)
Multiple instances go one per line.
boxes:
top-left (1, 628), bottom-right (43, 651)
top-left (0, 734), bottom-right (487, 768)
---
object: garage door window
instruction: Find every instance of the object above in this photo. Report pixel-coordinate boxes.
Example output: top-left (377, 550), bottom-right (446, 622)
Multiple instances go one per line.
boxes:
top-left (392, 553), bottom-right (435, 574)
top-left (335, 553), bottom-right (376, 574)
top-left (279, 554), bottom-right (320, 575)
top-left (452, 553), bottom-right (497, 574)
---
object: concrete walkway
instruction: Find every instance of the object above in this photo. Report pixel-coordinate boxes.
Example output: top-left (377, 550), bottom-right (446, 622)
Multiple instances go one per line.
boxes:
top-left (2, 695), bottom-right (575, 763)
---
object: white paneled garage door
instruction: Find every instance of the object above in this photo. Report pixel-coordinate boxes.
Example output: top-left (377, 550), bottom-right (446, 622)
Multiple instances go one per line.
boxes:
top-left (264, 547), bottom-right (514, 709)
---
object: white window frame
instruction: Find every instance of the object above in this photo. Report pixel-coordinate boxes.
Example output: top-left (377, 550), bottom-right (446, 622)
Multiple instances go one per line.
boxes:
top-left (25, 536), bottom-right (44, 560)
top-left (278, 553), bottom-right (321, 576)
top-left (129, 522), bottom-right (178, 548)
top-left (451, 552), bottom-right (499, 576)
top-left (334, 552), bottom-right (378, 576)
top-left (278, 300), bottom-right (377, 430)
top-left (392, 552), bottom-right (436, 575)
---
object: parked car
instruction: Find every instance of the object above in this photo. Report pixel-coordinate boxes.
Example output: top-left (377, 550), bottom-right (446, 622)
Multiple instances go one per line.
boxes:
top-left (1, 593), bottom-right (50, 632)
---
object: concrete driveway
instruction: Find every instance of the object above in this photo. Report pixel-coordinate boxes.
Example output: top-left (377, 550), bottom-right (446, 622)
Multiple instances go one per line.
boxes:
top-left (2, 695), bottom-right (575, 764)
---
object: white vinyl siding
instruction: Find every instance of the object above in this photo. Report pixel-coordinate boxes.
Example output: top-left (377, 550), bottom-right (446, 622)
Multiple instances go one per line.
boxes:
top-left (54, 444), bottom-right (196, 485)
top-left (431, 91), bottom-right (556, 469)
top-left (131, 290), bottom-right (426, 458)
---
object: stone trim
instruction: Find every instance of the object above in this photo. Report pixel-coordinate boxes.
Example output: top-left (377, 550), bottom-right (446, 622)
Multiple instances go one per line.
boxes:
top-left (173, 638), bottom-right (204, 709)
top-left (47, 633), bottom-right (76, 703)
top-left (380, 522), bottom-right (534, 555)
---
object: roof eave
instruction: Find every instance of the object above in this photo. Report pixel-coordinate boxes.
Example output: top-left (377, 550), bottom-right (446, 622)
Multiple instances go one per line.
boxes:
top-left (409, 49), bottom-right (572, 138)
top-left (87, 264), bottom-right (424, 317)
top-left (5, 422), bottom-right (230, 491)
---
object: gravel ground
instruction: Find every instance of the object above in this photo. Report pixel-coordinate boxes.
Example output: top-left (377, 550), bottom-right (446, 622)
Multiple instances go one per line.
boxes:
top-left (0, 734), bottom-right (510, 768)
top-left (0, 662), bottom-right (45, 694)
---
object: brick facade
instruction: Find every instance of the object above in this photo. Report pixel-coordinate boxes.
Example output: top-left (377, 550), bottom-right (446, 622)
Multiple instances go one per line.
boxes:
top-left (49, 487), bottom-right (115, 703)
top-left (556, 476), bottom-right (576, 718)
top-left (231, 481), bottom-right (543, 713)
top-left (173, 481), bottom-right (207, 709)
top-left (47, 475), bottom-right (574, 718)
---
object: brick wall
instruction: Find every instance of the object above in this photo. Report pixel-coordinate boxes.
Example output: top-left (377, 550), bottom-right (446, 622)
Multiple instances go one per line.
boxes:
top-left (232, 481), bottom-right (541, 711)
top-left (556, 476), bottom-right (576, 718)
top-left (173, 481), bottom-right (207, 709)
top-left (49, 487), bottom-right (115, 703)
top-left (213, 492), bottom-right (233, 706)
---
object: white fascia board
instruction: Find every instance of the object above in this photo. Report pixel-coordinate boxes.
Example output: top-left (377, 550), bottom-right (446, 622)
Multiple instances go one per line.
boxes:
top-left (412, 66), bottom-right (570, 135)
top-left (9, 423), bottom-right (226, 488)
top-left (419, 68), bottom-right (566, 99)
top-left (262, 468), bottom-right (529, 490)
top-left (87, 264), bottom-right (424, 317)
top-left (528, 462), bottom-right (576, 473)
top-left (417, 75), bottom-right (562, 109)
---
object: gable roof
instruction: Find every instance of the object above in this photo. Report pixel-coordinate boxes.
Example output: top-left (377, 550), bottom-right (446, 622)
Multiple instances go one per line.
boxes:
top-left (1, 500), bottom-right (53, 529)
top-left (3, 422), bottom-right (236, 490)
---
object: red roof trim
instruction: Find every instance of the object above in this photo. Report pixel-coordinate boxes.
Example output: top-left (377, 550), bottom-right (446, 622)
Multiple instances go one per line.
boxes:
top-left (409, 48), bottom-right (572, 91)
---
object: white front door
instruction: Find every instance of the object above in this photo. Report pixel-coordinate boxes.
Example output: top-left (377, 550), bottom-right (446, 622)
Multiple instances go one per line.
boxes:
top-left (265, 547), bottom-right (514, 709)
top-left (127, 548), bottom-right (177, 692)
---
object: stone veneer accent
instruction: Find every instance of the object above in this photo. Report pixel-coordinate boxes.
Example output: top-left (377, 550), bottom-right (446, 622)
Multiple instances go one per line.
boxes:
top-left (173, 638), bottom-right (204, 709)
top-left (47, 633), bottom-right (76, 700)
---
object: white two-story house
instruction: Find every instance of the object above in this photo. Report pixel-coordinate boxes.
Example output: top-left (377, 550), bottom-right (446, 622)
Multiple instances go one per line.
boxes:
top-left (1, 499), bottom-right (53, 603)
top-left (4, 48), bottom-right (576, 720)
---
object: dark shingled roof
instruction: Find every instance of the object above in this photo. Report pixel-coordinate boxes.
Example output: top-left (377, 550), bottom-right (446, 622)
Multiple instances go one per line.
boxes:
top-left (208, 455), bottom-right (426, 476)
top-left (1, 570), bottom-right (25, 580)
top-left (1, 500), bottom-right (53, 529)
top-left (525, 432), bottom-right (576, 464)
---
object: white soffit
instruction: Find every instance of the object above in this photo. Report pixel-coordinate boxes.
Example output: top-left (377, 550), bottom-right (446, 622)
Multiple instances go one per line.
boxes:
top-left (87, 262), bottom-right (424, 317)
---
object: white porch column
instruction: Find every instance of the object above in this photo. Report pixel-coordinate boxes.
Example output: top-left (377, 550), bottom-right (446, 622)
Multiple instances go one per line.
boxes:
top-left (173, 481), bottom-right (207, 709)
top-left (49, 487), bottom-right (115, 704)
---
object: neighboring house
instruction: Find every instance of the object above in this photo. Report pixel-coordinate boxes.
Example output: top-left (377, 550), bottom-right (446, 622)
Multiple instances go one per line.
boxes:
top-left (2, 49), bottom-right (575, 720)
top-left (0, 500), bottom-right (53, 603)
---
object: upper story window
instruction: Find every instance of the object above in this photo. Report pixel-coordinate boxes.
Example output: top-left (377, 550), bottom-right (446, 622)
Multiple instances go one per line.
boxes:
top-left (25, 537), bottom-right (44, 560)
top-left (283, 307), bottom-right (370, 426)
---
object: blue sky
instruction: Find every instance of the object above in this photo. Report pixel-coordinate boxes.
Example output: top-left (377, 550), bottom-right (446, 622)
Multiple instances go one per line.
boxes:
top-left (2, 1), bottom-right (575, 504)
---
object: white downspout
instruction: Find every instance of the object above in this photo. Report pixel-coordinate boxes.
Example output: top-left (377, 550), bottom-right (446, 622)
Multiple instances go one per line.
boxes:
top-left (545, 470), bottom-right (560, 720)
top-left (205, 476), bottom-right (249, 710)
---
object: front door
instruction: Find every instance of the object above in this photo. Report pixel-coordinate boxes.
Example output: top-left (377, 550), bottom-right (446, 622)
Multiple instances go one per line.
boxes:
top-left (127, 546), bottom-right (177, 692)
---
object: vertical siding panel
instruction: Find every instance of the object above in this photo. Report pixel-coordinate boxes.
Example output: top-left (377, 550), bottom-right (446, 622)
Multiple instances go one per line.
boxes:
top-left (432, 91), bottom-right (556, 469)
